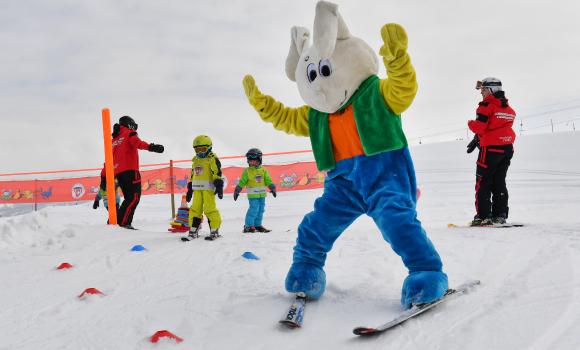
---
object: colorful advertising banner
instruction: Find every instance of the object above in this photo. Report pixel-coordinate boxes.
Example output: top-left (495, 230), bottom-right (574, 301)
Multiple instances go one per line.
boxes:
top-left (0, 162), bottom-right (326, 204)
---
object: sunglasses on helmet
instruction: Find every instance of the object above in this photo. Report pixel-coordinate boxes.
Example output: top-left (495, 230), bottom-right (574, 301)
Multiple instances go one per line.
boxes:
top-left (475, 80), bottom-right (502, 90)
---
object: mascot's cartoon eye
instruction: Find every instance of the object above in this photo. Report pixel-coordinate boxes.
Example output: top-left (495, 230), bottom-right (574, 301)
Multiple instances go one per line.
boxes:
top-left (319, 59), bottom-right (332, 77)
top-left (307, 63), bottom-right (317, 83)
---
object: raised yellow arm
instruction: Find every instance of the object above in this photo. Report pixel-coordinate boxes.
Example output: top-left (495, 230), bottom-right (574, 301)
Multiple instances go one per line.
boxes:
top-left (243, 75), bottom-right (310, 137)
top-left (378, 24), bottom-right (418, 115)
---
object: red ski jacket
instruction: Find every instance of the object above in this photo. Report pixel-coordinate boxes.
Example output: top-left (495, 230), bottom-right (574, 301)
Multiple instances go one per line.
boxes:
top-left (468, 92), bottom-right (516, 147)
top-left (112, 125), bottom-right (150, 175)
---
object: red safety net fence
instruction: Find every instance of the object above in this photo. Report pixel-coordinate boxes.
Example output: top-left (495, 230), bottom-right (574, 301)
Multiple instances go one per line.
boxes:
top-left (0, 150), bottom-right (325, 205)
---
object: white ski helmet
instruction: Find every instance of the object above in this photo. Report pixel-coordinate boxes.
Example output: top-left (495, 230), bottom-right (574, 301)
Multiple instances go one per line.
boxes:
top-left (476, 77), bottom-right (502, 94)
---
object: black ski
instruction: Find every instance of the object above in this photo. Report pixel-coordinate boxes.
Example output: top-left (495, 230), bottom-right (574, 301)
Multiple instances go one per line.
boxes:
top-left (448, 223), bottom-right (524, 228)
top-left (204, 234), bottom-right (221, 241)
top-left (353, 280), bottom-right (481, 336)
top-left (180, 233), bottom-right (199, 242)
top-left (279, 292), bottom-right (307, 328)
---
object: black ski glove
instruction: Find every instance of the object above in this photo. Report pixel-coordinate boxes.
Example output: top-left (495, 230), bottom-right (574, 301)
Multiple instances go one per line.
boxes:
top-left (466, 135), bottom-right (480, 154)
top-left (92, 197), bottom-right (100, 209)
top-left (148, 143), bottom-right (164, 153)
top-left (186, 182), bottom-right (193, 202)
top-left (233, 186), bottom-right (242, 201)
top-left (214, 179), bottom-right (224, 199)
top-left (268, 184), bottom-right (277, 198)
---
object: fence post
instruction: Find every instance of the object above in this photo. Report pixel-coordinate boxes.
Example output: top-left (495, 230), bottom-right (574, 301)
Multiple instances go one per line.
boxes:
top-left (170, 160), bottom-right (175, 218)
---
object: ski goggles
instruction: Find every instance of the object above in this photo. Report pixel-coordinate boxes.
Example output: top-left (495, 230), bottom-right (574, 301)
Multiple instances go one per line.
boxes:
top-left (194, 145), bottom-right (209, 154)
top-left (475, 80), bottom-right (502, 90)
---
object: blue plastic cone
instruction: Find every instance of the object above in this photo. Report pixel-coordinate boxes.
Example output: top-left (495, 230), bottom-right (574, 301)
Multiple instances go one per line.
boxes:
top-left (242, 251), bottom-right (259, 260)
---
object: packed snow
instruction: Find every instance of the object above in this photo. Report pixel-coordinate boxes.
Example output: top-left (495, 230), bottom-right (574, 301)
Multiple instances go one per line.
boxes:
top-left (1, 132), bottom-right (579, 350)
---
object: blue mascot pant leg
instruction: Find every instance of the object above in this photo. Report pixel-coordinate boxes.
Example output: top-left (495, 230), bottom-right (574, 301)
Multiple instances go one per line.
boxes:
top-left (287, 149), bottom-right (447, 304)
top-left (362, 150), bottom-right (443, 272)
top-left (245, 198), bottom-right (261, 227)
top-left (358, 149), bottom-right (448, 308)
top-left (286, 174), bottom-right (365, 299)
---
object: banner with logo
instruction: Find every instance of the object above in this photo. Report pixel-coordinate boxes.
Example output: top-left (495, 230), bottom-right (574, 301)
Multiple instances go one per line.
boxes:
top-left (0, 162), bottom-right (325, 204)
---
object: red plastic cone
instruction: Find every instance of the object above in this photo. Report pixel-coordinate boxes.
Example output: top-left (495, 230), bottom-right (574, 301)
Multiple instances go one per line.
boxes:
top-left (57, 262), bottom-right (73, 270)
top-left (78, 288), bottom-right (104, 298)
top-left (150, 330), bottom-right (183, 344)
top-left (179, 194), bottom-right (188, 208)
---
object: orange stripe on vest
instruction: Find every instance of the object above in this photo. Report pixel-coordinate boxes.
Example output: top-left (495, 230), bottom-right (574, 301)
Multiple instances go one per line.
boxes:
top-left (328, 104), bottom-right (365, 162)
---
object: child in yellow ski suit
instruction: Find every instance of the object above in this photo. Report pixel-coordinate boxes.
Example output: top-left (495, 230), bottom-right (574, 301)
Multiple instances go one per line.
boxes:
top-left (185, 135), bottom-right (224, 239)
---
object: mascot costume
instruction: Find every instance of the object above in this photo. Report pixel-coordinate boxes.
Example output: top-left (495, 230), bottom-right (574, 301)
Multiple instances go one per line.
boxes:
top-left (242, 1), bottom-right (448, 308)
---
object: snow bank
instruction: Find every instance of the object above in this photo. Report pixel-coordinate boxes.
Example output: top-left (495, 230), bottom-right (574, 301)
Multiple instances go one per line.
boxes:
top-left (1, 132), bottom-right (579, 349)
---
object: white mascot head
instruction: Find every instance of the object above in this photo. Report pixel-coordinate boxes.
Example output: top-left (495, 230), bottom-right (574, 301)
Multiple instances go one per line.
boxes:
top-left (285, 1), bottom-right (379, 113)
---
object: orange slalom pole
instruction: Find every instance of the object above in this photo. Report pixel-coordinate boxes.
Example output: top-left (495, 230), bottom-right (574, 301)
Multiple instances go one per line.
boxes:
top-left (101, 108), bottom-right (118, 225)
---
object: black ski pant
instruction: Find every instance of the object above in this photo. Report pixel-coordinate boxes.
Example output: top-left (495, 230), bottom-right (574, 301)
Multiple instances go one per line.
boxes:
top-left (474, 144), bottom-right (514, 219)
top-left (116, 170), bottom-right (142, 226)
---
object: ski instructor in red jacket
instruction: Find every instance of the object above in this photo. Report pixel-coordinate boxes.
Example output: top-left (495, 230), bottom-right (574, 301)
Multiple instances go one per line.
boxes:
top-left (467, 77), bottom-right (516, 226)
top-left (112, 116), bottom-right (164, 229)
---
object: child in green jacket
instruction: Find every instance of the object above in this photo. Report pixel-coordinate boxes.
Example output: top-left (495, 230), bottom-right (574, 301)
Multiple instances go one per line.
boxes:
top-left (233, 148), bottom-right (277, 232)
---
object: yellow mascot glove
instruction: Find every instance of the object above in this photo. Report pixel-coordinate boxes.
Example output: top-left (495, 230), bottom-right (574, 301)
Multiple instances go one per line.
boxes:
top-left (243, 75), bottom-right (269, 112)
top-left (379, 23), bottom-right (408, 63)
top-left (378, 23), bottom-right (417, 115)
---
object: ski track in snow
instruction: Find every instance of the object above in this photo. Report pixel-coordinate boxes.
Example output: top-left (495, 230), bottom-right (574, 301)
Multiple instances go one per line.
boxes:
top-left (1, 133), bottom-right (579, 349)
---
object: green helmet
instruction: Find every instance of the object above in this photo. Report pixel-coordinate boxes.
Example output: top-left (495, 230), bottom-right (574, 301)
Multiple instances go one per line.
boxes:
top-left (193, 135), bottom-right (212, 148)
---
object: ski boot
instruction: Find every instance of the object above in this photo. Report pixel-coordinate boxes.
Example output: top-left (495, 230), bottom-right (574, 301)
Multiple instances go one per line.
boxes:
top-left (205, 229), bottom-right (221, 241)
top-left (243, 226), bottom-right (256, 233)
top-left (181, 226), bottom-right (200, 241)
top-left (470, 216), bottom-right (492, 226)
top-left (254, 226), bottom-right (271, 233)
top-left (188, 227), bottom-right (200, 239)
top-left (120, 224), bottom-right (137, 230)
top-left (492, 214), bottom-right (507, 225)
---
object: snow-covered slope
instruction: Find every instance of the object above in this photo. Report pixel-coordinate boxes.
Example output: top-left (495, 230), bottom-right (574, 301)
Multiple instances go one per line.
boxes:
top-left (1, 132), bottom-right (579, 350)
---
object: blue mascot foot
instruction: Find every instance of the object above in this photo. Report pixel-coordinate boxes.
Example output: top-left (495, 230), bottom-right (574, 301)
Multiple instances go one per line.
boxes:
top-left (285, 263), bottom-right (326, 299)
top-left (401, 271), bottom-right (448, 309)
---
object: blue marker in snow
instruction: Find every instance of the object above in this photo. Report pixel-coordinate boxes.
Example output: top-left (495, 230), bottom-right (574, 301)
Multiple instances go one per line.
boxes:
top-left (131, 244), bottom-right (147, 252)
top-left (242, 251), bottom-right (259, 260)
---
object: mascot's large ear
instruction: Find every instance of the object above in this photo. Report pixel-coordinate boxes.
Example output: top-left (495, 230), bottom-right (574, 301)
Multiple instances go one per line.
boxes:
top-left (313, 1), bottom-right (350, 59)
top-left (285, 26), bottom-right (310, 82)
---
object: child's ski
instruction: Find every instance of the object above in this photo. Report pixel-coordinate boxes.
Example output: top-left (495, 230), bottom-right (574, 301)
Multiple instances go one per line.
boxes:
top-left (180, 233), bottom-right (199, 242)
top-left (279, 292), bottom-right (307, 328)
top-left (353, 280), bottom-right (480, 336)
top-left (204, 235), bottom-right (221, 241)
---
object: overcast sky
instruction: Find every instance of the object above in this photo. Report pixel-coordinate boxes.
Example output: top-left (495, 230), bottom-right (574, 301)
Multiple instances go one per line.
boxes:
top-left (1, 0), bottom-right (579, 174)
